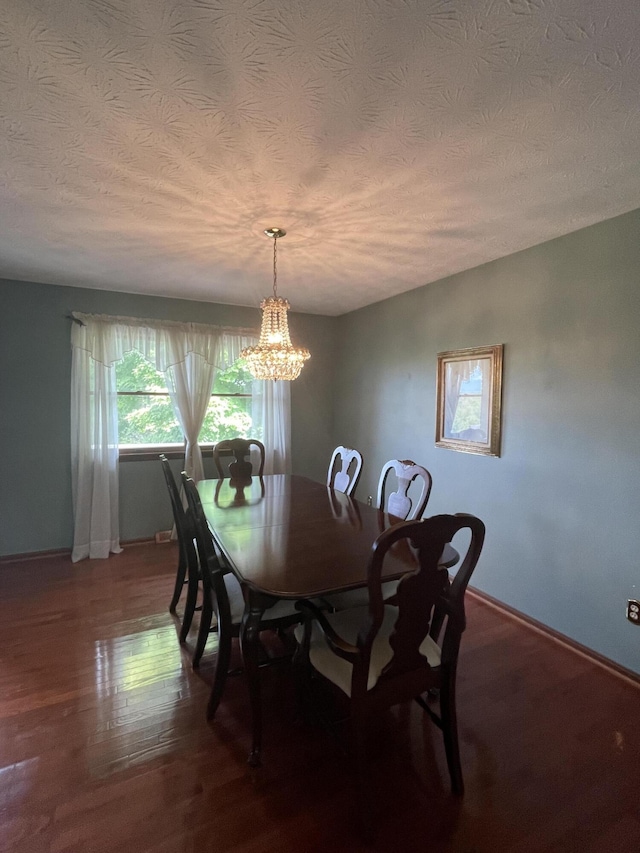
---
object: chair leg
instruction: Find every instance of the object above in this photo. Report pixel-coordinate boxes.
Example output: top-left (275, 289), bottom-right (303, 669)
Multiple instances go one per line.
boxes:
top-left (179, 567), bottom-right (200, 643)
top-left (292, 630), bottom-right (313, 724)
top-left (206, 626), bottom-right (232, 720)
top-left (351, 712), bottom-right (373, 844)
top-left (440, 668), bottom-right (464, 796)
top-left (169, 545), bottom-right (187, 614)
top-left (192, 595), bottom-right (213, 668)
top-left (240, 600), bottom-right (265, 767)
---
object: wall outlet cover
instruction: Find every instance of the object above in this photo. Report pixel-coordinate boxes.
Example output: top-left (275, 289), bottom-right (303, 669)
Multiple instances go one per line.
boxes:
top-left (626, 600), bottom-right (640, 624)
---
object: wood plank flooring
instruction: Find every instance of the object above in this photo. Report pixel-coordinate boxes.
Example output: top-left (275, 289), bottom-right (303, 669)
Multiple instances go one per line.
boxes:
top-left (0, 543), bottom-right (638, 852)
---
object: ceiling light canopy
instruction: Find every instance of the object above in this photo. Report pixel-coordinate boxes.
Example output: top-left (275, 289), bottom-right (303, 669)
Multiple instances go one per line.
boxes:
top-left (241, 228), bottom-right (310, 381)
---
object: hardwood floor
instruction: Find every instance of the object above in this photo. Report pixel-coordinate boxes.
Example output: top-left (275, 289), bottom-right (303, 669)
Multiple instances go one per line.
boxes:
top-left (0, 543), bottom-right (638, 852)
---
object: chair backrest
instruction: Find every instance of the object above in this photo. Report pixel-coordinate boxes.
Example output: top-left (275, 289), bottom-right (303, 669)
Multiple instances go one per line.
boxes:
top-left (182, 474), bottom-right (231, 623)
top-left (213, 438), bottom-right (265, 480)
top-left (352, 514), bottom-right (485, 700)
top-left (376, 459), bottom-right (433, 521)
top-left (159, 454), bottom-right (197, 566)
top-left (327, 445), bottom-right (363, 496)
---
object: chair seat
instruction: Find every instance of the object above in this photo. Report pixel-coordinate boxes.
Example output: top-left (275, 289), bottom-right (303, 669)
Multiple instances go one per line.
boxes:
top-left (222, 574), bottom-right (300, 624)
top-left (294, 604), bottom-right (441, 696)
top-left (322, 580), bottom-right (399, 612)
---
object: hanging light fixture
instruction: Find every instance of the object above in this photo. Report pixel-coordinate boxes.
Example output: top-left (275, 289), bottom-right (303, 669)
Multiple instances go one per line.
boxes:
top-left (241, 227), bottom-right (310, 381)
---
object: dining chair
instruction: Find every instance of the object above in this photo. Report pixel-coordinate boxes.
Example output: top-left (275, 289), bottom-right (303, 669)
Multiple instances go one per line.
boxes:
top-left (213, 438), bottom-right (265, 480)
top-left (327, 445), bottom-right (363, 496)
top-left (182, 475), bottom-right (302, 717)
top-left (159, 455), bottom-right (200, 642)
top-left (377, 458), bottom-right (432, 521)
top-left (295, 513), bottom-right (485, 837)
top-left (324, 458), bottom-right (433, 612)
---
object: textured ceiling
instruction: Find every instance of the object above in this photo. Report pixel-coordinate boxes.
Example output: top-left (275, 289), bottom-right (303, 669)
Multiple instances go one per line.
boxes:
top-left (1, 1), bottom-right (640, 316)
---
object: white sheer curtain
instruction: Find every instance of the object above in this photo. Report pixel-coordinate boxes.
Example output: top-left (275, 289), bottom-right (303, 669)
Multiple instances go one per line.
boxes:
top-left (165, 349), bottom-right (219, 482)
top-left (70, 334), bottom-right (121, 562)
top-left (70, 314), bottom-right (290, 562)
top-left (220, 333), bottom-right (291, 474)
top-left (444, 362), bottom-right (465, 439)
top-left (252, 377), bottom-right (291, 473)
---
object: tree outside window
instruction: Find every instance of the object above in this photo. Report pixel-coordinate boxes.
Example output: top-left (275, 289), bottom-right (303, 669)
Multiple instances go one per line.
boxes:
top-left (115, 350), bottom-right (254, 449)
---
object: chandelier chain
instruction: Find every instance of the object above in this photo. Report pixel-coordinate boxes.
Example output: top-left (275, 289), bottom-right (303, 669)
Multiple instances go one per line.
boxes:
top-left (273, 236), bottom-right (278, 298)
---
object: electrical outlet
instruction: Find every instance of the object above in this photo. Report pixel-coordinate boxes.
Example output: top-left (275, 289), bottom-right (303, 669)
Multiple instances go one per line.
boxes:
top-left (626, 600), bottom-right (640, 624)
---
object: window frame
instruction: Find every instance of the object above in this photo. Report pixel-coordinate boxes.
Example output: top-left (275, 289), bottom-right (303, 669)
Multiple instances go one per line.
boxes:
top-left (116, 387), bottom-right (253, 462)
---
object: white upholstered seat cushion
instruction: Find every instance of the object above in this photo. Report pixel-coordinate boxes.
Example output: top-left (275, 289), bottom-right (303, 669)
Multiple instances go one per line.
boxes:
top-left (294, 604), bottom-right (441, 696)
top-left (221, 573), bottom-right (300, 624)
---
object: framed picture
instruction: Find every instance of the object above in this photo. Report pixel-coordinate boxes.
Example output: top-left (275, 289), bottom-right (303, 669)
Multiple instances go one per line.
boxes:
top-left (435, 344), bottom-right (503, 457)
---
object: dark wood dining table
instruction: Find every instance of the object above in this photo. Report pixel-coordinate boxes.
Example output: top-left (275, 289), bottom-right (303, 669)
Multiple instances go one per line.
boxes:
top-left (197, 473), bottom-right (459, 765)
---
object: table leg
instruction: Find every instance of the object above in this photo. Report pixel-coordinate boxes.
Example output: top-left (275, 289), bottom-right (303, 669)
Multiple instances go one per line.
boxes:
top-left (240, 591), bottom-right (266, 767)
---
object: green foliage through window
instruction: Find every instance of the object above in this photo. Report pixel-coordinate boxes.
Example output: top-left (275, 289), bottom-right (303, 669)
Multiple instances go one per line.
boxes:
top-left (115, 350), bottom-right (254, 447)
top-left (450, 397), bottom-right (482, 435)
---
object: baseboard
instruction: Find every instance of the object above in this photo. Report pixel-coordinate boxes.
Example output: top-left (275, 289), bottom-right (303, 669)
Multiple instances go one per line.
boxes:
top-left (121, 537), bottom-right (158, 548)
top-left (0, 537), bottom-right (159, 565)
top-left (0, 546), bottom-right (71, 565)
top-left (468, 586), bottom-right (640, 690)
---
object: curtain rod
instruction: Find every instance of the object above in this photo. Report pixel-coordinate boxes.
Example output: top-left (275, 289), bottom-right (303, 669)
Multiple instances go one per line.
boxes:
top-left (69, 311), bottom-right (257, 337)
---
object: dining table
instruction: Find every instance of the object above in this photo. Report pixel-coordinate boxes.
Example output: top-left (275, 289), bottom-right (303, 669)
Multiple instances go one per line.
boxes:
top-left (197, 473), bottom-right (459, 766)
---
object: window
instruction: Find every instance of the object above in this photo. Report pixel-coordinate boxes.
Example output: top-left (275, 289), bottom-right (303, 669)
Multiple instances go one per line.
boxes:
top-left (71, 312), bottom-right (289, 560)
top-left (449, 363), bottom-right (485, 439)
top-left (115, 350), bottom-right (254, 457)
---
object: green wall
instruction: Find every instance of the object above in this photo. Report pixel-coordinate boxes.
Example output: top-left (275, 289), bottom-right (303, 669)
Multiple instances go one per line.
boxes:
top-left (0, 280), bottom-right (335, 554)
top-left (332, 208), bottom-right (640, 674)
top-left (2, 208), bottom-right (639, 674)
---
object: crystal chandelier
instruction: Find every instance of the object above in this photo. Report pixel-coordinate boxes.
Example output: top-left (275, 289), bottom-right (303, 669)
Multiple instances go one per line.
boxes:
top-left (241, 228), bottom-right (310, 381)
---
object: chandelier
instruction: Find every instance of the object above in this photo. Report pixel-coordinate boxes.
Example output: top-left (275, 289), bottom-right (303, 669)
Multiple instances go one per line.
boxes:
top-left (241, 228), bottom-right (310, 381)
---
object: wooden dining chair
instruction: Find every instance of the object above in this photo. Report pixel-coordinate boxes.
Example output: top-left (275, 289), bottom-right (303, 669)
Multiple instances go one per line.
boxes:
top-left (213, 438), bottom-right (265, 480)
top-left (182, 475), bottom-right (302, 717)
top-left (324, 458), bottom-right (433, 612)
top-left (377, 458), bottom-right (432, 521)
top-left (295, 513), bottom-right (485, 837)
top-left (159, 455), bottom-right (200, 642)
top-left (327, 445), bottom-right (363, 496)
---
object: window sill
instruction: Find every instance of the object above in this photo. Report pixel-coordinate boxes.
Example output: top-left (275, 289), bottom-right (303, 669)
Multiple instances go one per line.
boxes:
top-left (119, 444), bottom-right (215, 463)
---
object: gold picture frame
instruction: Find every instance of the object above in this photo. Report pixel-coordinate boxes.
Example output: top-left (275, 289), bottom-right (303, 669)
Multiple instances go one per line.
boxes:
top-left (435, 344), bottom-right (503, 457)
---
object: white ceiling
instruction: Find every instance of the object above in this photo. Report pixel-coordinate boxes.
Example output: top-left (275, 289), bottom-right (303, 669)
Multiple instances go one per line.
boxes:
top-left (1, 1), bottom-right (640, 316)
